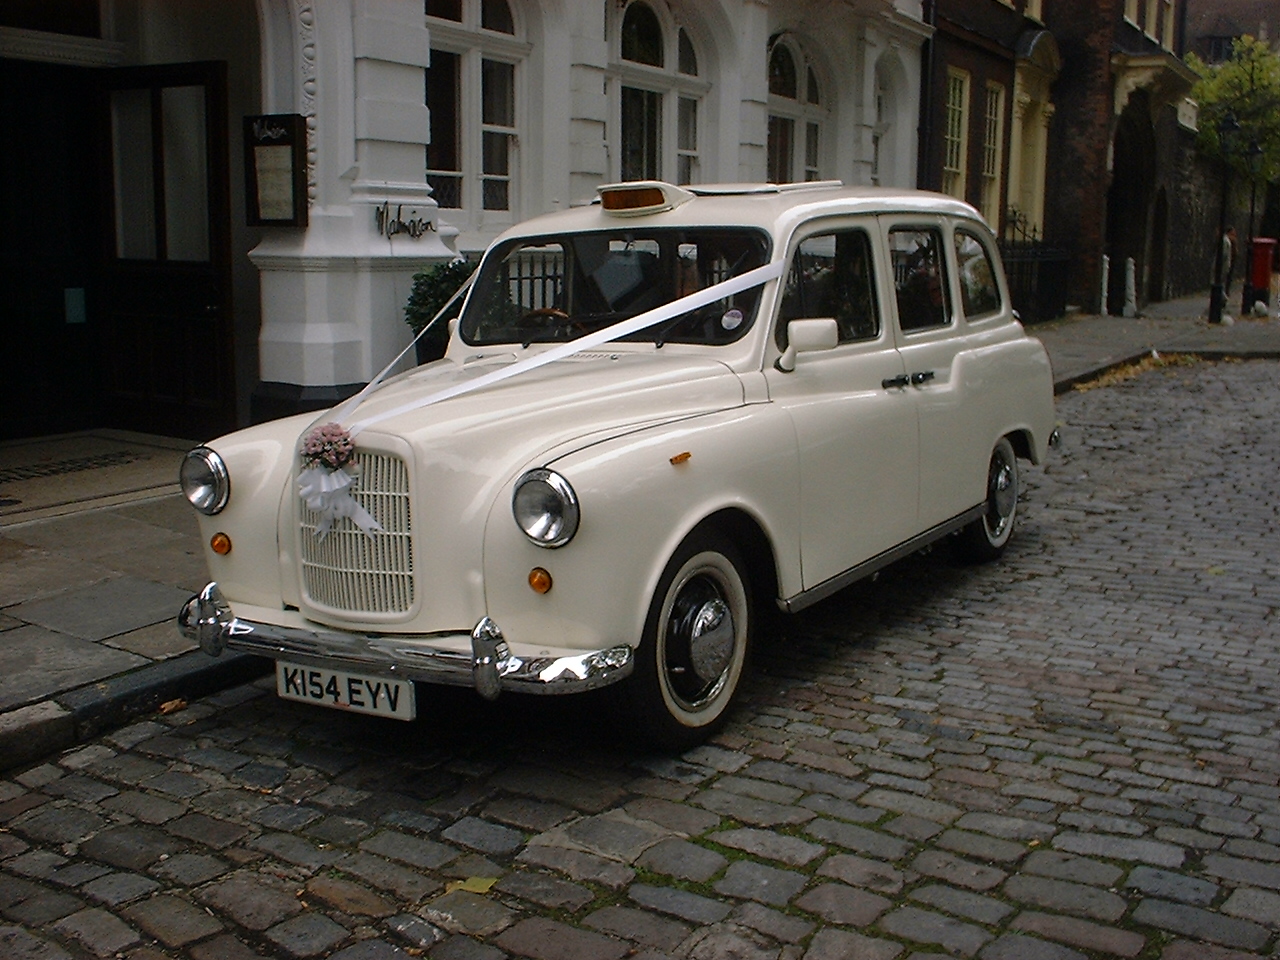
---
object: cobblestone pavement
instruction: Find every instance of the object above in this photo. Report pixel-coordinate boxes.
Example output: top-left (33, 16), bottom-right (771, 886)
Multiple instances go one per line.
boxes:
top-left (2, 358), bottom-right (1278, 960)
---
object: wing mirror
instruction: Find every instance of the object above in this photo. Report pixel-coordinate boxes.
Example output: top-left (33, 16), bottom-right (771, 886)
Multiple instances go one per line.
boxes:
top-left (775, 317), bottom-right (839, 372)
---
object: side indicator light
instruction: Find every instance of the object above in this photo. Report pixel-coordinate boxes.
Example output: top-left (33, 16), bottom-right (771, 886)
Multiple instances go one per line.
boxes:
top-left (211, 533), bottom-right (232, 555)
top-left (669, 451), bottom-right (692, 465)
top-left (529, 568), bottom-right (553, 594)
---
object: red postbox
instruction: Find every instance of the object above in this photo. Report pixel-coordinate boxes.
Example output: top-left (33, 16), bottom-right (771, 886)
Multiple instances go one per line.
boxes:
top-left (1247, 237), bottom-right (1276, 307)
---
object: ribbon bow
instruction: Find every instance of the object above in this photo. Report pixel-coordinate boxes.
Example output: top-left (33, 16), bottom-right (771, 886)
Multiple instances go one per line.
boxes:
top-left (298, 465), bottom-right (382, 540)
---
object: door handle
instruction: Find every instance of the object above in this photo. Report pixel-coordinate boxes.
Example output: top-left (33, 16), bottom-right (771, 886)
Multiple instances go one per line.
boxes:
top-left (881, 374), bottom-right (910, 389)
top-left (911, 370), bottom-right (936, 386)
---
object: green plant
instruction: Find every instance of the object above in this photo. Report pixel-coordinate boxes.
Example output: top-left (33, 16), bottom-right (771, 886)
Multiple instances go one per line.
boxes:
top-left (404, 257), bottom-right (478, 363)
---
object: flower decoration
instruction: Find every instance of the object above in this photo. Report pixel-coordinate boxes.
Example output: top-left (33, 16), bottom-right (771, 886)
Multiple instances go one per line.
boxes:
top-left (297, 422), bottom-right (380, 539)
top-left (301, 422), bottom-right (355, 471)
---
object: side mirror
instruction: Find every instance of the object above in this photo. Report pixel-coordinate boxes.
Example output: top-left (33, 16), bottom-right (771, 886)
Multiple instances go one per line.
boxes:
top-left (776, 317), bottom-right (839, 372)
top-left (448, 316), bottom-right (459, 338)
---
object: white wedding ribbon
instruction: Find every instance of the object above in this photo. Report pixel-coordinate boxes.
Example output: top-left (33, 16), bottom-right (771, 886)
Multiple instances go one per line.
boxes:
top-left (347, 258), bottom-right (786, 437)
top-left (298, 466), bottom-right (383, 540)
top-left (328, 269), bottom-right (477, 430)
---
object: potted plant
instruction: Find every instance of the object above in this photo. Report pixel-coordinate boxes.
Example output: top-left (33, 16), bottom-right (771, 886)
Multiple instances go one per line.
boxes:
top-left (405, 257), bottom-right (478, 364)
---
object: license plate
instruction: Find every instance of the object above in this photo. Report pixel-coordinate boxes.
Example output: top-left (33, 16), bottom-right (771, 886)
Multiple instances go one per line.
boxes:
top-left (275, 661), bottom-right (416, 721)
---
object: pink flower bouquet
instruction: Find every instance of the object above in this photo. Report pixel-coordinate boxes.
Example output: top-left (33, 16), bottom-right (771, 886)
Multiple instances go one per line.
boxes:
top-left (301, 422), bottom-right (356, 471)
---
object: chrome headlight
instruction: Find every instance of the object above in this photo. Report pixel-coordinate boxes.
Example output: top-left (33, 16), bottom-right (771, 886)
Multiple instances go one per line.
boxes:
top-left (180, 447), bottom-right (230, 515)
top-left (512, 469), bottom-right (579, 548)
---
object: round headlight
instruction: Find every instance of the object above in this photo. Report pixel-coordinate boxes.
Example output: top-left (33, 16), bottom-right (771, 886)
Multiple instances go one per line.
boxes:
top-left (180, 447), bottom-right (230, 515)
top-left (512, 469), bottom-right (579, 548)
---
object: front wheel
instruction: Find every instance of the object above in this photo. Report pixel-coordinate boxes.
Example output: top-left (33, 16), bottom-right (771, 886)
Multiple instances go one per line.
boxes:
top-left (616, 529), bottom-right (753, 750)
top-left (956, 437), bottom-right (1018, 563)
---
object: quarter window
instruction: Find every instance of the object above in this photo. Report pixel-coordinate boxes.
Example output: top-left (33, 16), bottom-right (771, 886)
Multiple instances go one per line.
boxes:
top-left (890, 227), bottom-right (952, 332)
top-left (954, 229), bottom-right (1002, 318)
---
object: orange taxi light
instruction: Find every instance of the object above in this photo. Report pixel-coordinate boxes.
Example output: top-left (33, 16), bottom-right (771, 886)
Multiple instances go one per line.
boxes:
top-left (528, 568), bottom-right (553, 594)
top-left (600, 185), bottom-right (667, 212)
top-left (211, 533), bottom-right (232, 555)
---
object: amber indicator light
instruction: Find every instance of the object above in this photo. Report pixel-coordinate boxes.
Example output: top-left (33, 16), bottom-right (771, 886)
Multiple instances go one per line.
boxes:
top-left (210, 533), bottom-right (232, 555)
top-left (669, 451), bottom-right (692, 465)
top-left (528, 567), bottom-right (553, 594)
top-left (601, 186), bottom-right (666, 211)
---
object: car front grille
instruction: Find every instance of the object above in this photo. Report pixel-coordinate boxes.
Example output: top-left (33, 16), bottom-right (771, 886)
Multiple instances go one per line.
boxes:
top-left (299, 452), bottom-right (415, 614)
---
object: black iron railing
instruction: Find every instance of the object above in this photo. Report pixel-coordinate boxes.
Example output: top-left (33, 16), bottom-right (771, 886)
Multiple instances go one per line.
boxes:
top-left (998, 209), bottom-right (1071, 324)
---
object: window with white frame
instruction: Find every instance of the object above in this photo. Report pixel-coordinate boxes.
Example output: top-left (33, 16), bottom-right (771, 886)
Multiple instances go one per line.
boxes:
top-left (767, 37), bottom-right (826, 184)
top-left (612, 1), bottom-right (707, 184)
top-left (980, 82), bottom-right (1004, 225)
top-left (942, 68), bottom-right (969, 200)
top-left (425, 0), bottom-right (528, 219)
top-left (871, 69), bottom-right (887, 185)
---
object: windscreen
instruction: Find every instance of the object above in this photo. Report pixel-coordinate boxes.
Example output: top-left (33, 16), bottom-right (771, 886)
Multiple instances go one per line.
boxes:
top-left (460, 228), bottom-right (771, 346)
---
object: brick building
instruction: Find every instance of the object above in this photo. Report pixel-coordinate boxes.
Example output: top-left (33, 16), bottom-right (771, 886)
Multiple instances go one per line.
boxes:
top-left (1041, 0), bottom-right (1215, 313)
top-left (920, 0), bottom-right (1224, 315)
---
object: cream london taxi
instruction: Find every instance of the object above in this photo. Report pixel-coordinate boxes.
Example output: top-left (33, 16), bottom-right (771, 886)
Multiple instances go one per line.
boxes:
top-left (179, 180), bottom-right (1056, 748)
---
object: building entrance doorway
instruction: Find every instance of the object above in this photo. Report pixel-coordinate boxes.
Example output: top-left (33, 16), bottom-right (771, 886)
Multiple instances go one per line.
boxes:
top-left (99, 61), bottom-right (235, 441)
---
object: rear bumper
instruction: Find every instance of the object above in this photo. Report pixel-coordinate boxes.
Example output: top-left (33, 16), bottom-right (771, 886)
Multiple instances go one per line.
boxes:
top-left (178, 582), bottom-right (633, 699)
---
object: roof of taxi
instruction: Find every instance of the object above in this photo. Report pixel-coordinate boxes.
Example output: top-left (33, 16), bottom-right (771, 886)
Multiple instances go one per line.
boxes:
top-left (493, 181), bottom-right (989, 243)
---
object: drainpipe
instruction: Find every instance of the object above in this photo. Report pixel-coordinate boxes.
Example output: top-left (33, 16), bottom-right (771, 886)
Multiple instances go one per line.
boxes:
top-left (918, 0), bottom-right (938, 190)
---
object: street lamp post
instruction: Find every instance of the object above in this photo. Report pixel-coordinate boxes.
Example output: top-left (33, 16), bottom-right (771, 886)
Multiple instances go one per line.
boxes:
top-left (1241, 140), bottom-right (1263, 314)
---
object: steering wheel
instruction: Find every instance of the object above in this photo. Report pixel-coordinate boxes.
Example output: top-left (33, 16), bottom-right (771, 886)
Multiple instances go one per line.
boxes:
top-left (521, 307), bottom-right (571, 323)
top-left (520, 306), bottom-right (588, 337)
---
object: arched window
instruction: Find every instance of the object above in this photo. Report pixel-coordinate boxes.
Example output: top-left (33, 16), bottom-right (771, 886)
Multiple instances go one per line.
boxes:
top-left (767, 37), bottom-right (826, 183)
top-left (425, 0), bottom-right (527, 226)
top-left (611, 2), bottom-right (710, 184)
top-left (622, 2), bottom-right (663, 67)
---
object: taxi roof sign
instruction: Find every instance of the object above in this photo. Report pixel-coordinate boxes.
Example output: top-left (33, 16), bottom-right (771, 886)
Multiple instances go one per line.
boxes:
top-left (598, 181), bottom-right (695, 216)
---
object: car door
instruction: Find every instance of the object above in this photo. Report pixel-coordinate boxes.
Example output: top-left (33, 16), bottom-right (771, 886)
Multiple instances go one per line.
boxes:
top-left (764, 222), bottom-right (918, 592)
top-left (883, 216), bottom-right (985, 530)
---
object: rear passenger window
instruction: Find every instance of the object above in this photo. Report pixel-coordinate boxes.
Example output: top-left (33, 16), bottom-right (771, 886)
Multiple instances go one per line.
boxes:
top-left (777, 229), bottom-right (879, 348)
top-left (954, 228), bottom-right (1002, 318)
top-left (889, 227), bottom-right (951, 332)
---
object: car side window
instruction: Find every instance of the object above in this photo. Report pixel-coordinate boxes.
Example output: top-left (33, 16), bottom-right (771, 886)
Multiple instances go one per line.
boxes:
top-left (954, 228), bottom-right (1002, 318)
top-left (889, 226), bottom-right (951, 332)
top-left (777, 229), bottom-right (880, 349)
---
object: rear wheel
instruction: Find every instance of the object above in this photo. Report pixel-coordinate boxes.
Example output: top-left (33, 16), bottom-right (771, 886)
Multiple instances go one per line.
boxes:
top-left (618, 529), bottom-right (752, 750)
top-left (956, 437), bottom-right (1018, 563)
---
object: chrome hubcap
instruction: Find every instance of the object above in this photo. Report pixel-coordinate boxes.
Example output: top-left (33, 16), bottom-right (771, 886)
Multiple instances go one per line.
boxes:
top-left (987, 459), bottom-right (1015, 538)
top-left (665, 573), bottom-right (737, 708)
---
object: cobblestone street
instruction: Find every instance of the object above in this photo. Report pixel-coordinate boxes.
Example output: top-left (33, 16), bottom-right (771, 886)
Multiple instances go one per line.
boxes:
top-left (2, 358), bottom-right (1278, 960)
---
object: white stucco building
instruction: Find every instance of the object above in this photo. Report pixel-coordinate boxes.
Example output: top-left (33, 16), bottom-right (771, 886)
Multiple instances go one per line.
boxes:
top-left (0, 0), bottom-right (929, 439)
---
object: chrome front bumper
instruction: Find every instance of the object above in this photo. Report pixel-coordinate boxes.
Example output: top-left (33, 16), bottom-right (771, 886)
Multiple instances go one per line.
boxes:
top-left (178, 582), bottom-right (633, 700)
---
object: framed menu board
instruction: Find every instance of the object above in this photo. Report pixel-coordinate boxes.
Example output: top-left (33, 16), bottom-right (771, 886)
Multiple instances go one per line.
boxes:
top-left (244, 114), bottom-right (308, 227)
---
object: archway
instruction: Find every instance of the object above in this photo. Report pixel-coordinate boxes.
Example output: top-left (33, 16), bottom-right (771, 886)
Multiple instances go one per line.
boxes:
top-left (1105, 91), bottom-right (1156, 314)
top-left (1149, 187), bottom-right (1168, 302)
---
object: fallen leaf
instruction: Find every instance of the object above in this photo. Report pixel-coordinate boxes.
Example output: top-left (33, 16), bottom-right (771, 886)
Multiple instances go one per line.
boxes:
top-left (445, 877), bottom-right (499, 894)
top-left (158, 698), bottom-right (187, 715)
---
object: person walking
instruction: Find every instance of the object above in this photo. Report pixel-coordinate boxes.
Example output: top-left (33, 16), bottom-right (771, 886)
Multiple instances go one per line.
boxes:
top-left (1222, 226), bottom-right (1238, 296)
